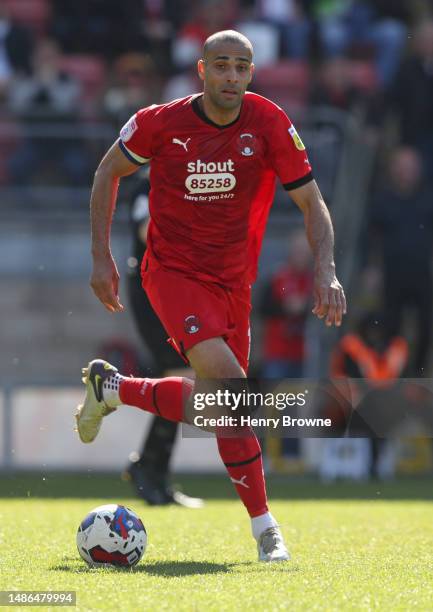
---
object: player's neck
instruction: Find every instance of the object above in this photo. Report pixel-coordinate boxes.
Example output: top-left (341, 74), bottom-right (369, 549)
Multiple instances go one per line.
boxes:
top-left (199, 94), bottom-right (241, 126)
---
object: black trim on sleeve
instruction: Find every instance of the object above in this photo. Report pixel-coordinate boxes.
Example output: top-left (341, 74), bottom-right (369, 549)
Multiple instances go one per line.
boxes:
top-left (283, 171), bottom-right (314, 191)
top-left (224, 451), bottom-right (262, 468)
top-left (118, 139), bottom-right (147, 166)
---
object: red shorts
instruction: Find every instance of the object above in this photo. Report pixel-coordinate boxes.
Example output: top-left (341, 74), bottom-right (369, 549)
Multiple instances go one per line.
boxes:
top-left (141, 255), bottom-right (251, 373)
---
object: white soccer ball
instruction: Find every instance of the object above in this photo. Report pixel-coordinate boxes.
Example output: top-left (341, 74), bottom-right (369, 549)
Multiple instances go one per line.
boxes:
top-left (76, 504), bottom-right (147, 567)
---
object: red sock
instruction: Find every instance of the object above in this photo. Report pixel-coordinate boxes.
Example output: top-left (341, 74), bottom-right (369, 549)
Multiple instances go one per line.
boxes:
top-left (119, 377), bottom-right (193, 422)
top-left (121, 378), bottom-right (269, 517)
top-left (217, 433), bottom-right (268, 517)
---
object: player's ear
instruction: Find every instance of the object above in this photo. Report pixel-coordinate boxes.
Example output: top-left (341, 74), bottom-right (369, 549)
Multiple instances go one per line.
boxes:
top-left (197, 59), bottom-right (205, 82)
top-left (248, 62), bottom-right (255, 84)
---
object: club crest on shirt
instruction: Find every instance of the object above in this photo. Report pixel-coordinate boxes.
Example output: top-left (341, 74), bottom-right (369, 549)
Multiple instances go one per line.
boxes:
top-left (120, 115), bottom-right (138, 142)
top-left (237, 133), bottom-right (257, 157)
top-left (288, 125), bottom-right (305, 151)
top-left (184, 315), bottom-right (200, 334)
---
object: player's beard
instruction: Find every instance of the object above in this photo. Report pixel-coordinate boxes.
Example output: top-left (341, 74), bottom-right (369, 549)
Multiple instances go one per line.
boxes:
top-left (211, 87), bottom-right (243, 111)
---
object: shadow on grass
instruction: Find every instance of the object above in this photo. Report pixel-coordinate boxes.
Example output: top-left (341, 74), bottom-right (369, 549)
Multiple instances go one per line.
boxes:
top-left (51, 559), bottom-right (299, 577)
top-left (52, 560), bottom-right (230, 576)
top-left (141, 560), bottom-right (300, 576)
top-left (140, 561), bottom-right (230, 576)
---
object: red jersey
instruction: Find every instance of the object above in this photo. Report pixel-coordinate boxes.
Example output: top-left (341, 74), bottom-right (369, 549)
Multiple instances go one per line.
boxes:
top-left (119, 92), bottom-right (313, 288)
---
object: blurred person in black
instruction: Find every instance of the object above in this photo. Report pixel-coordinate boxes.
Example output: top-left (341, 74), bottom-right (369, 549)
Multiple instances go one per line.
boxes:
top-left (123, 171), bottom-right (203, 508)
top-left (390, 20), bottom-right (433, 175)
top-left (0, 4), bottom-right (33, 95)
top-left (7, 38), bottom-right (89, 185)
top-left (50, 0), bottom-right (146, 58)
top-left (50, 0), bottom-right (186, 65)
top-left (369, 147), bottom-right (433, 375)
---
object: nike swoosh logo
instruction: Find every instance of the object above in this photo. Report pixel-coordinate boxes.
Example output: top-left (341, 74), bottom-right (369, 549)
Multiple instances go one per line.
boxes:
top-left (92, 374), bottom-right (104, 402)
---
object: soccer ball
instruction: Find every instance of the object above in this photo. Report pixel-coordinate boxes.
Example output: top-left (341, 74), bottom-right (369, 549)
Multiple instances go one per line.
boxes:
top-left (76, 504), bottom-right (147, 567)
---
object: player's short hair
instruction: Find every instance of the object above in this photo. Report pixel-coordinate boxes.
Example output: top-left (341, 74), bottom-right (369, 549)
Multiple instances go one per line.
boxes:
top-left (203, 30), bottom-right (253, 61)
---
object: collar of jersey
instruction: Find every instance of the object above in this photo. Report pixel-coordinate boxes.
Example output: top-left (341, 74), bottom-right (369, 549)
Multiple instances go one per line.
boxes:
top-left (191, 94), bottom-right (242, 129)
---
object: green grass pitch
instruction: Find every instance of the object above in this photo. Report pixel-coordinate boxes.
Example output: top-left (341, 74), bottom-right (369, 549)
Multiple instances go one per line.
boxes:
top-left (0, 474), bottom-right (432, 611)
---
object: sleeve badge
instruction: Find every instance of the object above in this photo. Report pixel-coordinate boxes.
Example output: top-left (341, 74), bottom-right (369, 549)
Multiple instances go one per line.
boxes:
top-left (120, 115), bottom-right (138, 142)
top-left (288, 125), bottom-right (305, 151)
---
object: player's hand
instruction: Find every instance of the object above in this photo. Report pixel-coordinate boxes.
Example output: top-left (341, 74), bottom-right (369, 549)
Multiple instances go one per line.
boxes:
top-left (90, 253), bottom-right (124, 313)
top-left (312, 267), bottom-right (346, 327)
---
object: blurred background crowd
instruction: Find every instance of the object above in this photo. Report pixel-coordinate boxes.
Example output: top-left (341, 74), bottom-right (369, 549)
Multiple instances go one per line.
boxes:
top-left (0, 0), bottom-right (432, 187)
top-left (1, 0), bottom-right (433, 480)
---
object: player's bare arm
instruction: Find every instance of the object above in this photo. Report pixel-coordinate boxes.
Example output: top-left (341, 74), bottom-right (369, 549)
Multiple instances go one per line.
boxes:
top-left (288, 179), bottom-right (346, 327)
top-left (90, 141), bottom-right (139, 312)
